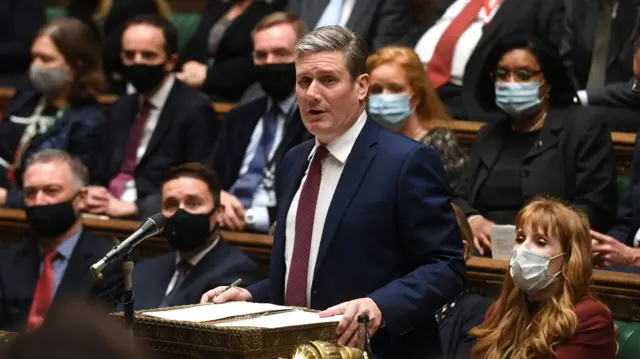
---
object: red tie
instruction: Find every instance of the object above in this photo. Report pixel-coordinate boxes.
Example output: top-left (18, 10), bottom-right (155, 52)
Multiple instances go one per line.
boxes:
top-left (285, 146), bottom-right (329, 307)
top-left (426, 0), bottom-right (484, 88)
top-left (108, 101), bottom-right (152, 198)
top-left (26, 249), bottom-right (58, 331)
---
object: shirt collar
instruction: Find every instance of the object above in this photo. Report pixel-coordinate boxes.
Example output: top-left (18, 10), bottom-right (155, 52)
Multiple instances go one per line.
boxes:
top-left (308, 110), bottom-right (368, 164)
top-left (176, 235), bottom-right (220, 268)
top-left (267, 93), bottom-right (297, 116)
top-left (142, 74), bottom-right (175, 110)
top-left (40, 227), bottom-right (83, 260)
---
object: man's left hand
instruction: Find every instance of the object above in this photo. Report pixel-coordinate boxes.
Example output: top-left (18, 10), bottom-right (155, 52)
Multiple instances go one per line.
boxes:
top-left (0, 187), bottom-right (7, 206)
top-left (179, 61), bottom-right (207, 88)
top-left (591, 230), bottom-right (640, 267)
top-left (85, 186), bottom-right (138, 218)
top-left (319, 297), bottom-right (382, 347)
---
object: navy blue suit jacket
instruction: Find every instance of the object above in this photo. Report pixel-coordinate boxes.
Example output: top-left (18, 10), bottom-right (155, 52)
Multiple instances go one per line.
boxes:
top-left (0, 230), bottom-right (124, 332)
top-left (247, 118), bottom-right (466, 359)
top-left (130, 238), bottom-right (263, 311)
top-left (609, 129), bottom-right (640, 247)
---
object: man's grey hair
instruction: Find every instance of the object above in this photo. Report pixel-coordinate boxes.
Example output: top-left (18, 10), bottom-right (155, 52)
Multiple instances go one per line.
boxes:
top-left (25, 149), bottom-right (89, 191)
top-left (295, 25), bottom-right (368, 80)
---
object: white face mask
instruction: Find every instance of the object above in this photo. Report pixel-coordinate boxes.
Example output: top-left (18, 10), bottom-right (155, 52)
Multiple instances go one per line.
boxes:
top-left (509, 247), bottom-right (564, 293)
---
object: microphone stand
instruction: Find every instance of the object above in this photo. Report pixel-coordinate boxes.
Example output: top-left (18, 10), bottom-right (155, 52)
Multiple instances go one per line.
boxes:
top-left (122, 252), bottom-right (135, 333)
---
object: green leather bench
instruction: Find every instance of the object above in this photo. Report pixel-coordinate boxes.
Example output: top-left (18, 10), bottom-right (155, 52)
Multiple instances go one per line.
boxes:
top-left (45, 7), bottom-right (201, 51)
top-left (616, 320), bottom-right (640, 359)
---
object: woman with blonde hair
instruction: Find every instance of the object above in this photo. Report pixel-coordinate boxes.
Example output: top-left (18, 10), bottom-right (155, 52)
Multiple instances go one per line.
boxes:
top-left (470, 197), bottom-right (616, 359)
top-left (366, 46), bottom-right (468, 186)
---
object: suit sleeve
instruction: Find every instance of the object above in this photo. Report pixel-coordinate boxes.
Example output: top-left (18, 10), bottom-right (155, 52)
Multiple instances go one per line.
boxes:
top-left (207, 110), bottom-right (234, 189)
top-left (553, 301), bottom-right (616, 358)
top-left (68, 109), bottom-right (108, 177)
top-left (608, 129), bottom-right (640, 245)
top-left (370, 0), bottom-right (414, 50)
top-left (585, 80), bottom-right (640, 108)
top-left (368, 146), bottom-right (466, 340)
top-left (183, 101), bottom-right (220, 163)
top-left (559, 0), bottom-right (581, 90)
top-left (572, 113), bottom-right (617, 232)
top-left (537, 0), bottom-right (565, 48)
top-left (453, 129), bottom-right (484, 217)
top-left (0, 0), bottom-right (44, 74)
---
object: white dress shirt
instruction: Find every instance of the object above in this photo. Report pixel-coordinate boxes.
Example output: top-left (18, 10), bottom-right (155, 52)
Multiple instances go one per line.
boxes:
top-left (164, 236), bottom-right (220, 295)
top-left (120, 75), bottom-right (176, 202)
top-left (284, 110), bottom-right (367, 306)
top-left (414, 0), bottom-right (501, 86)
top-left (315, 0), bottom-right (357, 27)
top-left (240, 94), bottom-right (297, 231)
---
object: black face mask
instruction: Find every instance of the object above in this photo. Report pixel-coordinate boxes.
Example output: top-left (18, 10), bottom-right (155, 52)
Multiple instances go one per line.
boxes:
top-left (124, 63), bottom-right (167, 93)
top-left (256, 63), bottom-right (296, 102)
top-left (162, 209), bottom-right (215, 252)
top-left (26, 200), bottom-right (78, 238)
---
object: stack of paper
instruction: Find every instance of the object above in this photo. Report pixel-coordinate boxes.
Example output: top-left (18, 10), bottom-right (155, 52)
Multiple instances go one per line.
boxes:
top-left (214, 310), bottom-right (343, 328)
top-left (142, 302), bottom-right (291, 322)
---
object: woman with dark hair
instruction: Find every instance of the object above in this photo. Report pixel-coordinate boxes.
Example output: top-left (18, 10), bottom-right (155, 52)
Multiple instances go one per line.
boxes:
top-left (455, 34), bottom-right (617, 256)
top-left (0, 17), bottom-right (107, 208)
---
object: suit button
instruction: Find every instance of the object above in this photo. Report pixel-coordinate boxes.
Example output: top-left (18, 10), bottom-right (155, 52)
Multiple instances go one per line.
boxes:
top-left (534, 140), bottom-right (543, 149)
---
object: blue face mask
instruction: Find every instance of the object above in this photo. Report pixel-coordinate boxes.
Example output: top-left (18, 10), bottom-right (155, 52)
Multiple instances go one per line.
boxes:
top-left (495, 82), bottom-right (543, 119)
top-left (368, 93), bottom-right (413, 128)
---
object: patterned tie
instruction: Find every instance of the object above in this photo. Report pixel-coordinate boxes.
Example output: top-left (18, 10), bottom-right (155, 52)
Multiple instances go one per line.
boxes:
top-left (229, 106), bottom-right (280, 208)
top-left (108, 100), bottom-right (152, 198)
top-left (26, 249), bottom-right (58, 331)
top-left (315, 0), bottom-right (345, 28)
top-left (426, 0), bottom-right (484, 88)
top-left (159, 261), bottom-right (191, 308)
top-left (285, 146), bottom-right (329, 307)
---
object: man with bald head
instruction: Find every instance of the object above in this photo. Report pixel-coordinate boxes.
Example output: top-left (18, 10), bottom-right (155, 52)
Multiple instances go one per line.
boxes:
top-left (202, 26), bottom-right (465, 359)
top-left (0, 149), bottom-right (123, 332)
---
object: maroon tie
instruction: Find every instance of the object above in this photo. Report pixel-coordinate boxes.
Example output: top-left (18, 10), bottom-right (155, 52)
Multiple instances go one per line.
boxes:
top-left (109, 101), bottom-right (151, 198)
top-left (26, 249), bottom-right (58, 331)
top-left (426, 0), bottom-right (484, 88)
top-left (285, 146), bottom-right (329, 307)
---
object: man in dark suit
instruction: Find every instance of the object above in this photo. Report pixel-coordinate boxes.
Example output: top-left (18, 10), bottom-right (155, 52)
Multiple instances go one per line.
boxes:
top-left (287, 0), bottom-right (414, 51)
top-left (0, 149), bottom-right (123, 332)
top-left (413, 0), bottom-right (564, 120)
top-left (129, 163), bottom-right (262, 310)
top-left (202, 26), bottom-right (465, 359)
top-left (86, 15), bottom-right (219, 220)
top-left (209, 12), bottom-right (311, 233)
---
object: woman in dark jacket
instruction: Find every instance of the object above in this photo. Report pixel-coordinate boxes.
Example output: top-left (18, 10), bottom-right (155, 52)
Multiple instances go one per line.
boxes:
top-left (0, 18), bottom-right (107, 208)
top-left (455, 33), bottom-right (617, 255)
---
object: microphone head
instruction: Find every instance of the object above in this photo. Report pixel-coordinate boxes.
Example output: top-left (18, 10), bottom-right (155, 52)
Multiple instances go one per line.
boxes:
top-left (147, 213), bottom-right (166, 232)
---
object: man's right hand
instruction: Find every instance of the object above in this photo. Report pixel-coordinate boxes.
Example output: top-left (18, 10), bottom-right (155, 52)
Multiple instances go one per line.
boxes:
top-left (218, 190), bottom-right (246, 231)
top-left (200, 286), bottom-right (252, 304)
top-left (469, 216), bottom-right (495, 256)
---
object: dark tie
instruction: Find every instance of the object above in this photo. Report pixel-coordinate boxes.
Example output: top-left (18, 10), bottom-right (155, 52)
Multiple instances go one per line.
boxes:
top-left (109, 100), bottom-right (152, 198)
top-left (26, 249), bottom-right (58, 331)
top-left (426, 0), bottom-right (484, 88)
top-left (229, 106), bottom-right (280, 208)
top-left (159, 261), bottom-right (191, 308)
top-left (285, 146), bottom-right (329, 307)
top-left (587, 0), bottom-right (614, 89)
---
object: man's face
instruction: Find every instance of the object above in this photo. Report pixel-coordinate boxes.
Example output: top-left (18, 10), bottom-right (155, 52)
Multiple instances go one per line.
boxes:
top-left (23, 161), bottom-right (84, 213)
top-left (295, 51), bottom-right (369, 143)
top-left (121, 24), bottom-right (175, 72)
top-left (161, 177), bottom-right (219, 232)
top-left (252, 23), bottom-right (298, 65)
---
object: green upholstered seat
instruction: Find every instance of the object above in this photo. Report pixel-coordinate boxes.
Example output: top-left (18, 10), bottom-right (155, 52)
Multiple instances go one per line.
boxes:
top-left (618, 176), bottom-right (630, 203)
top-left (45, 7), bottom-right (66, 22)
top-left (616, 320), bottom-right (640, 359)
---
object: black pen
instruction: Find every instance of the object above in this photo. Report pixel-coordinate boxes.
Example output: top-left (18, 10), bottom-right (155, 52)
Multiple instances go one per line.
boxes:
top-left (214, 278), bottom-right (242, 299)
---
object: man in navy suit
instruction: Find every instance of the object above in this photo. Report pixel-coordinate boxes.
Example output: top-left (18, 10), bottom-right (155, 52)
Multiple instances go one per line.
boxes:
top-left (209, 12), bottom-right (311, 234)
top-left (130, 163), bottom-right (262, 310)
top-left (0, 149), bottom-right (123, 332)
top-left (202, 26), bottom-right (465, 358)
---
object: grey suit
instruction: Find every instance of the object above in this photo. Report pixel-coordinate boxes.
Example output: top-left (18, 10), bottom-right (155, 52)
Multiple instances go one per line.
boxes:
top-left (287, 0), bottom-right (414, 50)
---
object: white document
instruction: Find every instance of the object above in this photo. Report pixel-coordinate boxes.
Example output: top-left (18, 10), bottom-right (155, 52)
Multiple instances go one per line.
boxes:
top-left (215, 310), bottom-right (343, 328)
top-left (142, 302), bottom-right (291, 322)
top-left (491, 224), bottom-right (517, 261)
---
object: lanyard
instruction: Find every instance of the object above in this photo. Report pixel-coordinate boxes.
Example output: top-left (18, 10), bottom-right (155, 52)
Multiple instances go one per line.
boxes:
top-left (260, 99), bottom-right (298, 191)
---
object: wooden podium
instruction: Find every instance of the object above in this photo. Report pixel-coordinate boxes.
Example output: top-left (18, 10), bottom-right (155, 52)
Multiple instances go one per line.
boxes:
top-left (112, 305), bottom-right (339, 359)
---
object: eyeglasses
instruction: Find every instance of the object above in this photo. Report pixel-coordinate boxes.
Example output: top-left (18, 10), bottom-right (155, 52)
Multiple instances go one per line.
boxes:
top-left (491, 68), bottom-right (543, 82)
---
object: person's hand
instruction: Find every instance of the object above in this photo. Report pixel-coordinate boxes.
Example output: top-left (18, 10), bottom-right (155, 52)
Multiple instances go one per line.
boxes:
top-left (319, 298), bottom-right (382, 347)
top-left (178, 61), bottom-right (207, 88)
top-left (200, 286), bottom-right (252, 304)
top-left (469, 216), bottom-right (495, 256)
top-left (591, 230), bottom-right (640, 267)
top-left (0, 187), bottom-right (7, 206)
top-left (85, 186), bottom-right (110, 214)
top-left (218, 190), bottom-right (246, 231)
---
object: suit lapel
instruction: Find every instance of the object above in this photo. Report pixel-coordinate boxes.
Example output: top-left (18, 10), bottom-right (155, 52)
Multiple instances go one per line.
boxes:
top-left (112, 96), bottom-right (139, 172)
top-left (583, 0), bottom-right (600, 64)
top-left (10, 239), bottom-right (40, 306)
top-left (475, 0), bottom-right (518, 52)
top-left (313, 119), bottom-right (378, 277)
top-left (608, 0), bottom-right (638, 67)
top-left (523, 112), bottom-right (562, 161)
top-left (345, 0), bottom-right (373, 32)
top-left (273, 109), bottom-right (305, 166)
top-left (147, 253), bottom-right (177, 309)
top-left (56, 230), bottom-right (94, 298)
top-left (307, 0), bottom-right (331, 28)
top-left (138, 82), bottom-right (178, 166)
top-left (470, 122), bottom-right (507, 202)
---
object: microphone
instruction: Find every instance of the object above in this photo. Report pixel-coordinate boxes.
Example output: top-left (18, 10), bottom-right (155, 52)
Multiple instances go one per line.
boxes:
top-left (90, 213), bottom-right (166, 281)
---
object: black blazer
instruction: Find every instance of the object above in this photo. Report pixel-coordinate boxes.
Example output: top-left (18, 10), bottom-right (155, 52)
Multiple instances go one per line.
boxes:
top-left (0, 230), bottom-right (124, 332)
top-left (0, 0), bottom-right (44, 77)
top-left (177, 0), bottom-right (285, 102)
top-left (93, 79), bottom-right (219, 219)
top-left (560, 0), bottom-right (640, 91)
top-left (610, 128), bottom-right (640, 246)
top-left (130, 238), bottom-right (263, 310)
top-left (208, 96), bottom-right (311, 190)
top-left (454, 106), bottom-right (617, 232)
